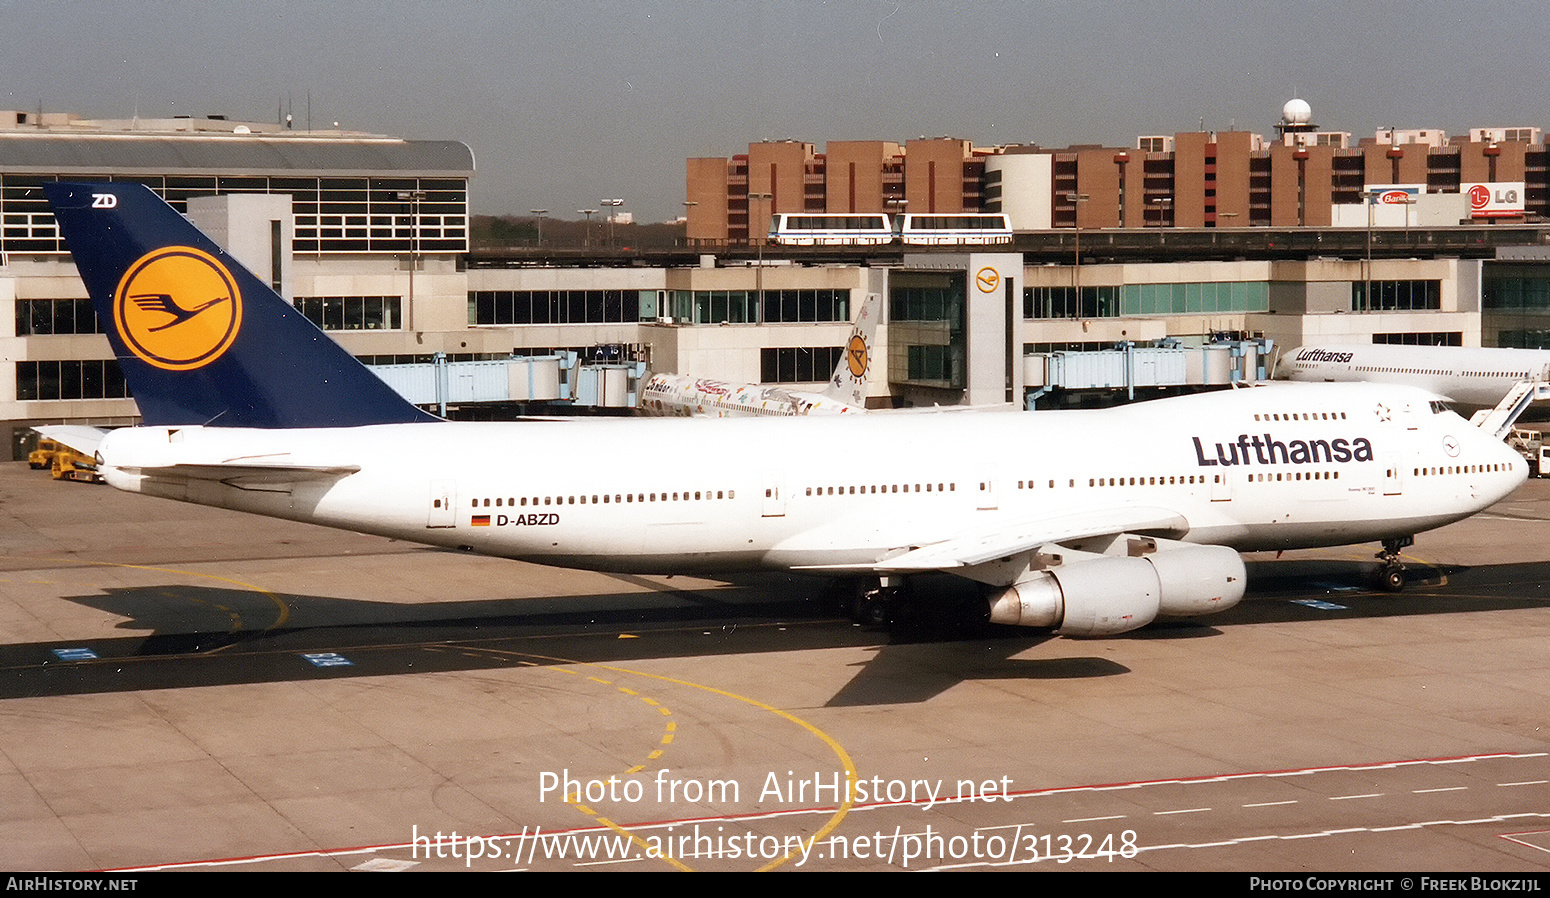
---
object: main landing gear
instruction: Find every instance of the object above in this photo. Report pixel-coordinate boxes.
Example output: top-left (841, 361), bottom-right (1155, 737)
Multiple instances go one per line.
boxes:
top-left (1375, 535), bottom-right (1414, 592)
top-left (827, 576), bottom-right (991, 636)
top-left (847, 578), bottom-right (910, 626)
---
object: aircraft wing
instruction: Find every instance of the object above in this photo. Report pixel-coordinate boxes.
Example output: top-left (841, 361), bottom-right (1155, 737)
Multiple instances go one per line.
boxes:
top-left (32, 425), bottom-right (110, 457)
top-left (795, 505), bottom-right (1190, 577)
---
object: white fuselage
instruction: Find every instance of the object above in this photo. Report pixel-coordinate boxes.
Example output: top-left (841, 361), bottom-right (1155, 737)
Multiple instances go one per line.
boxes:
top-left (640, 373), bottom-right (864, 418)
top-left (1282, 344), bottom-right (1550, 409)
top-left (96, 383), bottom-right (1524, 577)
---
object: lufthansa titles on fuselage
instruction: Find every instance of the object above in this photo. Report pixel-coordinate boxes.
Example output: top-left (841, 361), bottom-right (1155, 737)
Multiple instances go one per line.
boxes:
top-left (1193, 433), bottom-right (1375, 467)
top-left (1294, 348), bottom-right (1356, 364)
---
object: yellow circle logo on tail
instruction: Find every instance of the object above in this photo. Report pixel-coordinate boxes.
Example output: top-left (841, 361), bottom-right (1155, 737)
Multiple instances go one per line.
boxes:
top-left (846, 334), bottom-right (870, 379)
top-left (113, 246), bottom-right (242, 370)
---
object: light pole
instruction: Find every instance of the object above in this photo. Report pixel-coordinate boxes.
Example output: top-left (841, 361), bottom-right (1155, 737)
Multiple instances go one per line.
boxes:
top-left (681, 201), bottom-right (697, 247)
top-left (601, 198), bottom-right (624, 248)
top-left (396, 189), bottom-right (425, 331)
top-left (530, 209), bottom-right (547, 248)
top-left (1361, 189), bottom-right (1378, 311)
top-left (578, 209), bottom-right (597, 249)
top-left (749, 192), bottom-right (771, 323)
top-left (1067, 192), bottom-right (1088, 309)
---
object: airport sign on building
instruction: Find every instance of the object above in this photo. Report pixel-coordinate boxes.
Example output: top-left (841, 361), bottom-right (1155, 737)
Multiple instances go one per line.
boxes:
top-left (1465, 182), bottom-right (1526, 219)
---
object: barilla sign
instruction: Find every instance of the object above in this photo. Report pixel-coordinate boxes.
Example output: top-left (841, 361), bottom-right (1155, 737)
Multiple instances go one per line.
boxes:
top-left (1364, 184), bottom-right (1423, 205)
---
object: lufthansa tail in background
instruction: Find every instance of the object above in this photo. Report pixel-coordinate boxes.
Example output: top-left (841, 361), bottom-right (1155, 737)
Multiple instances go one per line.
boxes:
top-left (46, 183), bottom-right (1528, 637)
top-left (639, 291), bottom-right (879, 417)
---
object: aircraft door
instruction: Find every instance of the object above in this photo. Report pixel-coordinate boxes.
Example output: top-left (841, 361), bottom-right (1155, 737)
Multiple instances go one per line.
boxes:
top-left (977, 470), bottom-right (999, 510)
top-left (1382, 409), bottom-right (1407, 496)
top-left (1383, 452), bottom-right (1404, 496)
top-left (428, 479), bottom-right (457, 528)
top-left (762, 471), bottom-right (786, 517)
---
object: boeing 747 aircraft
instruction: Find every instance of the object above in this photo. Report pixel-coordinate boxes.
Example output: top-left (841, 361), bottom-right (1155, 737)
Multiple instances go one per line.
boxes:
top-left (1282, 343), bottom-right (1550, 409)
top-left (640, 292), bottom-right (878, 417)
top-left (42, 183), bottom-right (1527, 635)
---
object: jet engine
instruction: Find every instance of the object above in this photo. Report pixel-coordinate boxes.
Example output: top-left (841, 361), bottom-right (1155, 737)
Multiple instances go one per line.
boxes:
top-left (985, 540), bottom-right (1245, 637)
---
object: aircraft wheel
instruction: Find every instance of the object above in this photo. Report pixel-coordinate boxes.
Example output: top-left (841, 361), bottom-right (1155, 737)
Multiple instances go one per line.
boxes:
top-left (1381, 567), bottom-right (1406, 593)
top-left (851, 586), bottom-right (907, 626)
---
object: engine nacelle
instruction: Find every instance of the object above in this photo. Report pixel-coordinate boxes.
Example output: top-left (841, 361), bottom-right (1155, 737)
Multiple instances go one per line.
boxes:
top-left (986, 543), bottom-right (1245, 637)
top-left (987, 555), bottom-right (1161, 637)
top-left (1148, 543), bottom-right (1244, 617)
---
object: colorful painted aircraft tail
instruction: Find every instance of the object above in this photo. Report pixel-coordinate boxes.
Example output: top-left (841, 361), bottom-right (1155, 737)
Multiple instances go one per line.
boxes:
top-left (43, 182), bottom-right (439, 428)
top-left (821, 290), bottom-right (881, 407)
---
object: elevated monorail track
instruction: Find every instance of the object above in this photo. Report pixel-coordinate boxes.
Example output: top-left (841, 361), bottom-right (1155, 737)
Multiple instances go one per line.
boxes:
top-left (467, 225), bottom-right (1550, 269)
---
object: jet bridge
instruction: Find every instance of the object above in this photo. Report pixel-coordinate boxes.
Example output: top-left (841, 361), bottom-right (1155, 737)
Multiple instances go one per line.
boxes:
top-left (368, 353), bottom-right (646, 414)
top-left (1023, 339), bottom-right (1272, 408)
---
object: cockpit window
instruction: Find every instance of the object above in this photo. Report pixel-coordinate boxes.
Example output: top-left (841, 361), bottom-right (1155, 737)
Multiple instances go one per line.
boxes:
top-left (1429, 400), bottom-right (1454, 415)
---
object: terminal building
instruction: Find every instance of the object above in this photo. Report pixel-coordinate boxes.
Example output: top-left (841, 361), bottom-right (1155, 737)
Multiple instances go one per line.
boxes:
top-left (7, 105), bottom-right (1550, 458)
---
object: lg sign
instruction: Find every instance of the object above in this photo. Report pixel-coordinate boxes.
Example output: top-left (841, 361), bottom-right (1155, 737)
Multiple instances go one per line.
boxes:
top-left (1466, 182), bottom-right (1525, 218)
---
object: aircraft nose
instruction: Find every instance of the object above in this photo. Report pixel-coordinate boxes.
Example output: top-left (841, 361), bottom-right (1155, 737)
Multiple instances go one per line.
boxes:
top-left (1488, 433), bottom-right (1530, 496)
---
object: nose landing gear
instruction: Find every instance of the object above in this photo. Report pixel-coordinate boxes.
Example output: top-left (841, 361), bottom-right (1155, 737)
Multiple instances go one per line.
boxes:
top-left (1375, 535), bottom-right (1414, 592)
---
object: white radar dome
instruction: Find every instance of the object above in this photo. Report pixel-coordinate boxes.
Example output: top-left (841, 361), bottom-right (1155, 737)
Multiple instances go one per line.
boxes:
top-left (1282, 99), bottom-right (1313, 125)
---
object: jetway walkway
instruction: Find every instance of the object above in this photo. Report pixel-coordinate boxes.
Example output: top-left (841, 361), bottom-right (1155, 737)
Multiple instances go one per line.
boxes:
top-left (1023, 340), bottom-right (1272, 408)
top-left (368, 353), bottom-right (646, 414)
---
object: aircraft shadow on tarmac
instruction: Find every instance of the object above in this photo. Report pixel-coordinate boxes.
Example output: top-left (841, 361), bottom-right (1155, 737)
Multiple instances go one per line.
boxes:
top-left (4, 559), bottom-right (1548, 704)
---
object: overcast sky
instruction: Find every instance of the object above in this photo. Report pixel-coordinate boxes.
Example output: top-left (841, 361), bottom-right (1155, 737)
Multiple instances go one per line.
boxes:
top-left (4, 1), bottom-right (1545, 221)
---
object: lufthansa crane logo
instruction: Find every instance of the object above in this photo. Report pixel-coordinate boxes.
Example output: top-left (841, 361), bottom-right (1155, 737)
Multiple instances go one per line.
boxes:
top-left (976, 267), bottom-right (1000, 293)
top-left (113, 246), bottom-right (242, 370)
top-left (846, 333), bottom-right (870, 379)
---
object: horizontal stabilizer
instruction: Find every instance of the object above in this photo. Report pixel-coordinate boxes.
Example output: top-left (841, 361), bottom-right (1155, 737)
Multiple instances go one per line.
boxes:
top-left (32, 425), bottom-right (109, 457)
top-left (132, 460), bottom-right (361, 489)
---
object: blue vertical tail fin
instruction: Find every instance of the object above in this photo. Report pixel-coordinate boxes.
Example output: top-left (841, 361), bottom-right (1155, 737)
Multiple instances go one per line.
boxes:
top-left (44, 182), bottom-right (439, 428)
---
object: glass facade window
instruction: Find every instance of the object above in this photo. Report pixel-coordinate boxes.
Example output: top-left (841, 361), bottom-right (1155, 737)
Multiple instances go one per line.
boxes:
top-left (1024, 286), bottom-right (1119, 319)
top-left (15, 298), bottom-right (101, 335)
top-left (669, 290), bottom-right (758, 324)
top-left (294, 296), bottom-right (402, 331)
top-left (660, 289), bottom-right (850, 325)
top-left (760, 346), bottom-right (844, 383)
top-left (1350, 280), bottom-right (1441, 312)
top-left (760, 289), bottom-right (850, 324)
top-left (1024, 282), bottom-right (1269, 319)
top-left (1496, 330), bottom-right (1550, 349)
top-left (906, 344), bottom-right (954, 382)
top-left (15, 359), bottom-right (129, 401)
top-left (889, 272), bottom-right (965, 390)
top-left (1483, 267), bottom-right (1550, 310)
top-left (1, 174), bottom-right (468, 255)
top-left (1482, 265), bottom-right (1550, 349)
top-left (1373, 331), bottom-right (1462, 346)
top-left (469, 290), bottom-right (647, 325)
